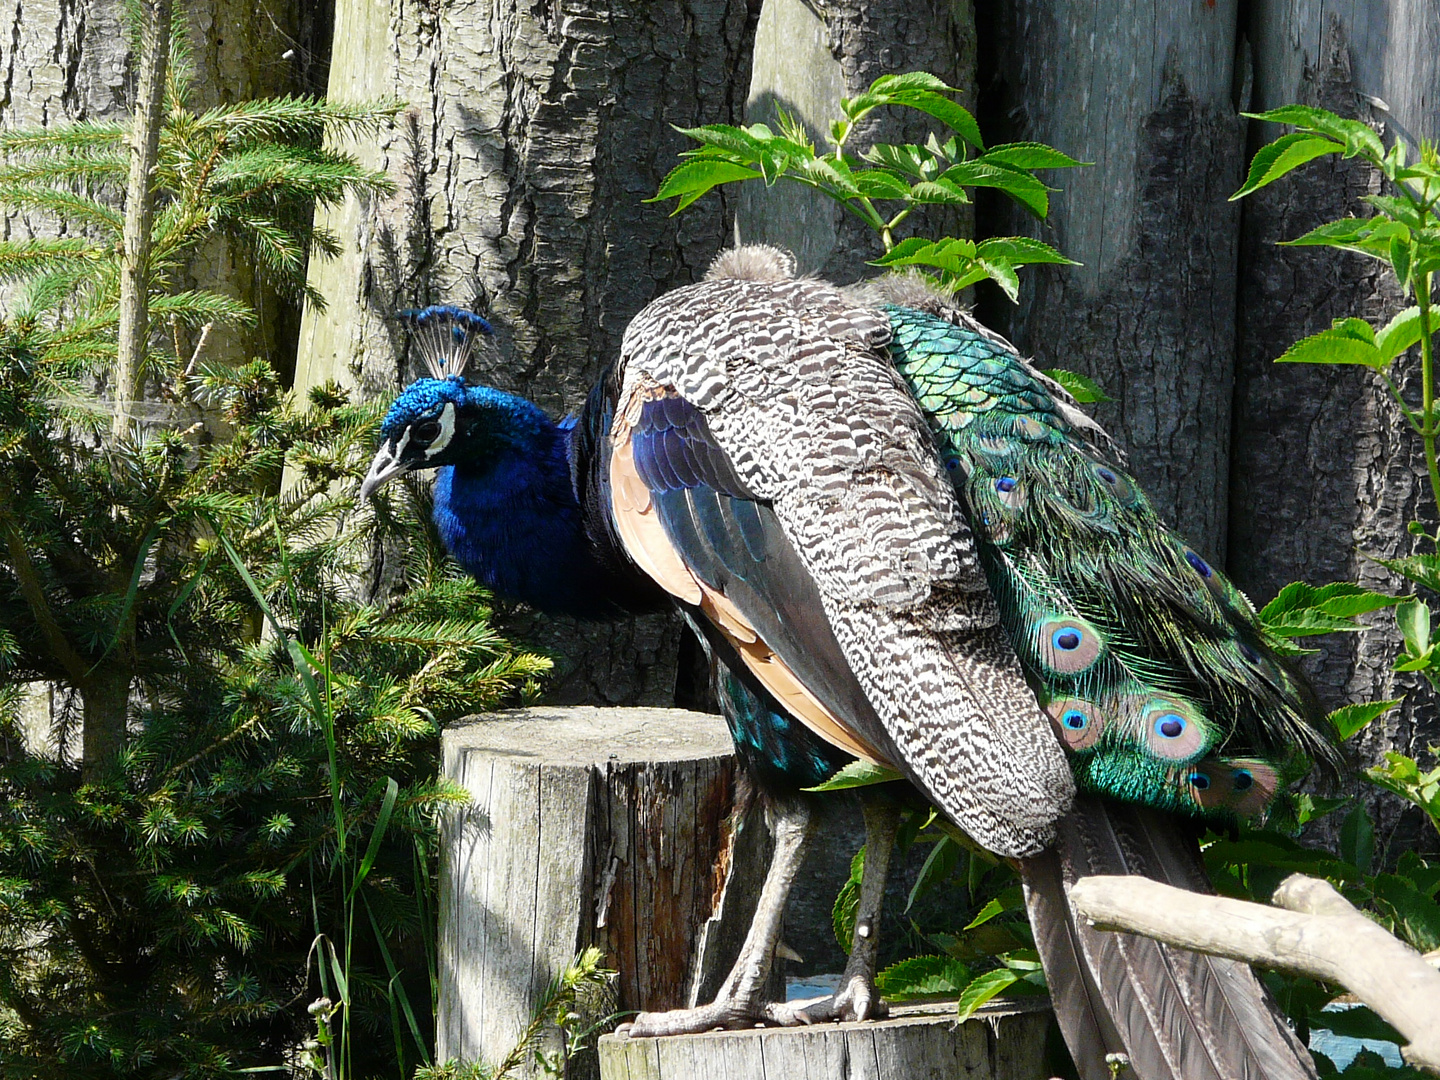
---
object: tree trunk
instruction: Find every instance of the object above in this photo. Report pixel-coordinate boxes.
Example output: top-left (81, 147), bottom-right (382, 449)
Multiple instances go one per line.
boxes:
top-left (1230, 5), bottom-right (1440, 843)
top-left (981, 0), bottom-right (1245, 559)
top-left (292, 0), bottom-right (760, 706)
top-left (113, 0), bottom-right (172, 439)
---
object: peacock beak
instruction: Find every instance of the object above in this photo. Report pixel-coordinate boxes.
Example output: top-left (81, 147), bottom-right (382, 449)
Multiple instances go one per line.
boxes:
top-left (360, 440), bottom-right (407, 500)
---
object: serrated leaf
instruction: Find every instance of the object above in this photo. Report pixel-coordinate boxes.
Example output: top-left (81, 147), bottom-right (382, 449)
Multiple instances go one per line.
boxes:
top-left (1274, 328), bottom-right (1386, 371)
top-left (1232, 132), bottom-right (1345, 199)
top-left (852, 169), bottom-right (913, 200)
top-left (868, 72), bottom-right (960, 96)
top-left (1376, 306), bottom-right (1427, 362)
top-left (1373, 552), bottom-right (1440, 594)
top-left (884, 90), bottom-right (983, 150)
top-left (1392, 234), bottom-right (1413, 291)
top-left (1040, 367), bottom-right (1109, 403)
top-left (1372, 873), bottom-right (1440, 951)
top-left (907, 179), bottom-right (972, 207)
top-left (954, 968), bottom-right (1020, 1021)
top-left (875, 955), bottom-right (970, 1001)
top-left (1257, 581), bottom-right (1404, 637)
top-left (942, 161), bottom-right (1048, 216)
top-left (831, 846), bottom-right (864, 953)
top-left (1281, 217), bottom-right (1371, 247)
top-left (961, 885), bottom-right (1025, 931)
top-left (672, 122), bottom-right (770, 160)
top-left (650, 160), bottom-right (762, 211)
top-left (805, 760), bottom-right (904, 792)
top-left (906, 834), bottom-right (959, 913)
top-left (1396, 599), bottom-right (1431, 655)
top-left (979, 258), bottom-right (1021, 302)
top-left (1243, 105), bottom-right (1385, 161)
top-left (974, 236), bottom-right (1078, 267)
top-left (977, 142), bottom-right (1082, 171)
top-left (1328, 699), bottom-right (1401, 741)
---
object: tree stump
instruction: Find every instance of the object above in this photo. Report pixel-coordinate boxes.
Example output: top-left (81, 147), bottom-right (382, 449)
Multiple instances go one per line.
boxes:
top-left (439, 706), bottom-right (765, 1078)
top-left (597, 998), bottom-right (1052, 1080)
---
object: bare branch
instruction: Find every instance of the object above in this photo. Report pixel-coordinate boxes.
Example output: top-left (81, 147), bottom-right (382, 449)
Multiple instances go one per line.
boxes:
top-left (1069, 872), bottom-right (1440, 1074)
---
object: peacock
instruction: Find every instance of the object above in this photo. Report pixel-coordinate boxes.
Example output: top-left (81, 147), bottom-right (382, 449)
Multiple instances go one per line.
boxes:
top-left (361, 248), bottom-right (1338, 1078)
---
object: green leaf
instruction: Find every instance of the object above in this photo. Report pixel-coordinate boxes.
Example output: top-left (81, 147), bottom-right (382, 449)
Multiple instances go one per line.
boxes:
top-left (961, 885), bottom-right (1025, 931)
top-left (1367, 752), bottom-right (1440, 831)
top-left (1370, 552), bottom-right (1440, 593)
top-left (348, 777), bottom-right (399, 902)
top-left (954, 968), bottom-right (1020, 1021)
top-left (1311, 1004), bottom-right (1402, 1045)
top-left (1281, 217), bottom-right (1371, 247)
top-left (1392, 234), bottom-right (1413, 291)
top-left (852, 169), bottom-right (914, 200)
top-left (906, 834), bottom-right (959, 913)
top-left (1372, 873), bottom-right (1440, 952)
top-left (1232, 132), bottom-right (1345, 199)
top-left (1040, 367), bottom-right (1110, 403)
top-left (885, 91), bottom-right (983, 150)
top-left (805, 760), bottom-right (904, 792)
top-left (977, 142), bottom-right (1083, 171)
top-left (1376, 306), bottom-right (1427, 362)
top-left (1242, 106), bottom-right (1385, 161)
top-left (875, 955), bottom-right (970, 1000)
top-left (831, 846), bottom-right (864, 953)
top-left (1338, 804), bottom-right (1374, 874)
top-left (1257, 581), bottom-right (1405, 637)
top-left (979, 258), bottom-right (1021, 303)
top-left (907, 179), bottom-right (972, 207)
top-left (1328, 700), bottom-right (1401, 741)
top-left (1274, 327), bottom-right (1386, 371)
top-left (650, 160), bottom-right (762, 212)
top-left (1396, 599), bottom-right (1432, 656)
top-left (974, 236), bottom-right (1078, 267)
top-left (942, 161), bottom-right (1049, 216)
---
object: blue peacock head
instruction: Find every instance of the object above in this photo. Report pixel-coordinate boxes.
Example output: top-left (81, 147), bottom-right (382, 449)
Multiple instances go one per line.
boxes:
top-left (361, 306), bottom-right (555, 499)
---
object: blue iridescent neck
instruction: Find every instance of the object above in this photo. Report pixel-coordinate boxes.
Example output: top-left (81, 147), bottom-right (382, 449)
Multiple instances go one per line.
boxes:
top-left (428, 387), bottom-right (616, 618)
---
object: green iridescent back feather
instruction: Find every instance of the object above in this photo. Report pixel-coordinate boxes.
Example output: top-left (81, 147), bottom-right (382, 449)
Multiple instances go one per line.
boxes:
top-left (884, 304), bottom-right (1341, 823)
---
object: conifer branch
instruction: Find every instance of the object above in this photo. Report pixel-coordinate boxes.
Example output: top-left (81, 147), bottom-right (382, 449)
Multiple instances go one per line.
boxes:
top-left (0, 508), bottom-right (90, 687)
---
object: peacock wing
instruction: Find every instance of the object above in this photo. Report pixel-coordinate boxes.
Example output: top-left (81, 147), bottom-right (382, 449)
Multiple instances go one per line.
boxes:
top-left (612, 274), bottom-right (1074, 859)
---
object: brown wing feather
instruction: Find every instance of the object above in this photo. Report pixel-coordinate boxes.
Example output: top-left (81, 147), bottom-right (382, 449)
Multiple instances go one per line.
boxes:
top-left (611, 428), bottom-right (888, 767)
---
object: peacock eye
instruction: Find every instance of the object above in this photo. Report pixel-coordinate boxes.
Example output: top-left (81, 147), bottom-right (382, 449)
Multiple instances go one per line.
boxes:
top-left (413, 418), bottom-right (442, 443)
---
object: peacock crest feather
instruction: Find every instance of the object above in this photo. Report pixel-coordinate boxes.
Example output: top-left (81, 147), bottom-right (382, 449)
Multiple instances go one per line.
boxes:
top-left (396, 305), bottom-right (493, 380)
top-left (881, 301), bottom-right (1339, 823)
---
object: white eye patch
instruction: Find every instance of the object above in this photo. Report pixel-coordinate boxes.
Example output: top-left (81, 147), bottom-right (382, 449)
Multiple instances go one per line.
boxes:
top-left (423, 402), bottom-right (457, 458)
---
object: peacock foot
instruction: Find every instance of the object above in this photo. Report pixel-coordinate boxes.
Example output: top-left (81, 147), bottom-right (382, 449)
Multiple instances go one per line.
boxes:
top-left (767, 974), bottom-right (888, 1026)
top-left (617, 995), bottom-right (793, 1037)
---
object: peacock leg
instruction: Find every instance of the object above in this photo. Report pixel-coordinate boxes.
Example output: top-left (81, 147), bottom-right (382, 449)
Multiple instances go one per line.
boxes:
top-left (769, 794), bottom-right (900, 1025)
top-left (618, 799), bottom-right (815, 1036)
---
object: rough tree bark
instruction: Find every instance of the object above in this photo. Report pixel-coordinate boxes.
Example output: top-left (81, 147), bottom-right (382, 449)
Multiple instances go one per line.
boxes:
top-left (291, 0), bottom-right (760, 706)
top-left (1229, 4), bottom-right (1440, 839)
top-left (982, 0), bottom-right (1246, 559)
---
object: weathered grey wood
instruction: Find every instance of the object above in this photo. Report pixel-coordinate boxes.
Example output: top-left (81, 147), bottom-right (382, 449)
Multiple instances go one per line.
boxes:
top-left (738, 0), bottom-right (976, 284)
top-left (1069, 873), bottom-right (1440, 1072)
top-left (987, 0), bottom-right (1244, 559)
top-left (1230, 4), bottom-right (1440, 815)
top-left (439, 706), bottom-right (762, 1079)
top-left (597, 998), bottom-right (1052, 1080)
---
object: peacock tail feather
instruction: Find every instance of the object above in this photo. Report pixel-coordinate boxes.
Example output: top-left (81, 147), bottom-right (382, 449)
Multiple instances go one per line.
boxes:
top-left (883, 304), bottom-right (1340, 823)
